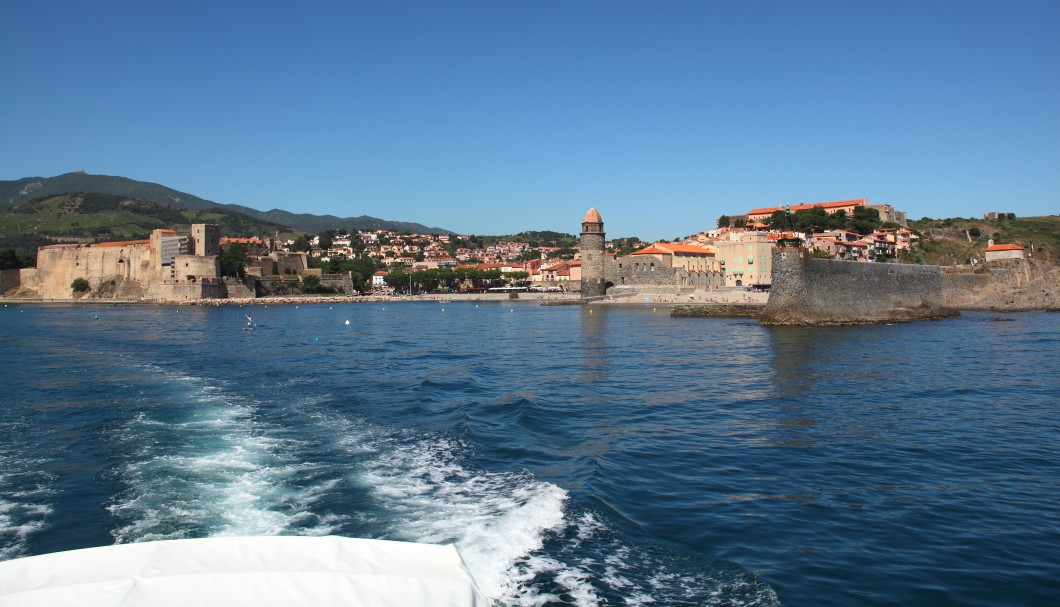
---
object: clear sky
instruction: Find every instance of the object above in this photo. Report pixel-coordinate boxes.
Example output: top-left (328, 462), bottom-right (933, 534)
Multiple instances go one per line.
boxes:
top-left (2, 0), bottom-right (1057, 240)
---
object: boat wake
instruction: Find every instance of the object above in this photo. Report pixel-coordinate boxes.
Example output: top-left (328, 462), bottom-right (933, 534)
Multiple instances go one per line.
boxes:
top-left (106, 368), bottom-right (345, 543)
top-left (341, 422), bottom-right (778, 606)
top-left (0, 449), bottom-right (54, 561)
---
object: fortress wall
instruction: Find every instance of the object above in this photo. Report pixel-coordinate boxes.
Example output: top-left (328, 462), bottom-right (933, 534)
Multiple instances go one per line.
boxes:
top-left (144, 282), bottom-right (228, 302)
top-left (606, 257), bottom-right (723, 293)
top-left (0, 269), bottom-right (20, 293)
top-left (172, 255), bottom-right (219, 283)
top-left (761, 249), bottom-right (957, 325)
top-left (25, 244), bottom-right (158, 299)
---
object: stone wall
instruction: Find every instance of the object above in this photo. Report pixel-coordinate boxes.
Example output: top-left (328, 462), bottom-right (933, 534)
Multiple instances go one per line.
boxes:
top-left (19, 243), bottom-right (158, 300)
top-left (607, 257), bottom-right (723, 294)
top-left (942, 258), bottom-right (1060, 310)
top-left (760, 248), bottom-right (958, 325)
top-left (0, 269), bottom-right (20, 294)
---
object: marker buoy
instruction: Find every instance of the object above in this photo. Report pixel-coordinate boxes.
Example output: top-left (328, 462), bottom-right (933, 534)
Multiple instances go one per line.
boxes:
top-left (344, 319), bottom-right (350, 325)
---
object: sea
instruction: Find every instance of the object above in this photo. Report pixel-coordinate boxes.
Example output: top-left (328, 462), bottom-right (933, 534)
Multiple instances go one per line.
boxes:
top-left (1, 301), bottom-right (1057, 606)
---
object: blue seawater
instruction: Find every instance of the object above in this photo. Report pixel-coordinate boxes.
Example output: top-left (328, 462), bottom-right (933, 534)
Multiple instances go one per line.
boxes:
top-left (1, 302), bottom-right (1058, 606)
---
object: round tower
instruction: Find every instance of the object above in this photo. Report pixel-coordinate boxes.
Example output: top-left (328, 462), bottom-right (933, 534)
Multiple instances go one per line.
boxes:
top-left (580, 207), bottom-right (607, 299)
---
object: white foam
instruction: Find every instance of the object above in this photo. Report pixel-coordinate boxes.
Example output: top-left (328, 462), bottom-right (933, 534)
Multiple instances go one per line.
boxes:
top-left (0, 458), bottom-right (55, 561)
top-left (108, 373), bottom-right (346, 543)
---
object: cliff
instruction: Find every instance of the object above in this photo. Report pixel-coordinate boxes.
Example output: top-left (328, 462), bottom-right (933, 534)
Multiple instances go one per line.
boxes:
top-left (942, 258), bottom-right (1060, 311)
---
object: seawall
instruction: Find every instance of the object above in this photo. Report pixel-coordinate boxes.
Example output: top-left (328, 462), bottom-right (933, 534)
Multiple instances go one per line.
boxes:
top-left (760, 249), bottom-right (959, 326)
top-left (671, 303), bottom-right (763, 318)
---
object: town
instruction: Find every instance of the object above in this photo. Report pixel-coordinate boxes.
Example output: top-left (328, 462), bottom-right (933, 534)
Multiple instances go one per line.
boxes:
top-left (0, 197), bottom-right (1035, 303)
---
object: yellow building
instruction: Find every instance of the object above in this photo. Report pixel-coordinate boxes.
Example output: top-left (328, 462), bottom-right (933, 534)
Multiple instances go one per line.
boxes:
top-left (713, 231), bottom-right (775, 287)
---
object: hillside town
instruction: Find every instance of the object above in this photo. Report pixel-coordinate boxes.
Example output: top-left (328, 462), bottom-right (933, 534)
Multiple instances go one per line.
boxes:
top-left (0, 196), bottom-right (1038, 303)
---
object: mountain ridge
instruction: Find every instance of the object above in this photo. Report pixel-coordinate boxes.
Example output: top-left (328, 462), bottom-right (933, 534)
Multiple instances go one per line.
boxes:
top-left (0, 172), bottom-right (454, 235)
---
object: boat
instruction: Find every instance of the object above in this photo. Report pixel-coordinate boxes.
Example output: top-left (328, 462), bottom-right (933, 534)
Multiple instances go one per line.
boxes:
top-left (0, 535), bottom-right (486, 606)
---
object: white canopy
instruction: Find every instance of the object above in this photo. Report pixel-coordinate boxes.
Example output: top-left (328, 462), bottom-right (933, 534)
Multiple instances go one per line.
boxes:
top-left (0, 536), bottom-right (486, 607)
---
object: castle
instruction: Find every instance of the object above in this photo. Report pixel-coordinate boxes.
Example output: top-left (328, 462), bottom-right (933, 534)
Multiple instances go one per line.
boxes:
top-left (11, 224), bottom-right (241, 301)
top-left (578, 208), bottom-right (723, 300)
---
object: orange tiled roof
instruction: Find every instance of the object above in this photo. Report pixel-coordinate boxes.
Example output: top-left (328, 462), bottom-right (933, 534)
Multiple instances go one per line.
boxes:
top-left (632, 242), bottom-right (712, 256)
top-left (94, 239), bottom-right (150, 248)
top-left (747, 198), bottom-right (867, 217)
top-left (985, 243), bottom-right (1024, 252)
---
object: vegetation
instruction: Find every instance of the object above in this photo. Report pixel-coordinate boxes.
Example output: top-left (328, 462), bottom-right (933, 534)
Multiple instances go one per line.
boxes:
top-left (767, 206), bottom-right (881, 235)
top-left (907, 215), bottom-right (1059, 264)
top-left (71, 278), bottom-right (90, 293)
top-left (382, 267), bottom-right (521, 293)
top-left (0, 193), bottom-right (288, 244)
top-left (219, 244), bottom-right (249, 277)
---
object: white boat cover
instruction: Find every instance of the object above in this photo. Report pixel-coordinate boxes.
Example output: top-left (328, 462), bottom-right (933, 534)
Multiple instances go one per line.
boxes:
top-left (0, 536), bottom-right (486, 607)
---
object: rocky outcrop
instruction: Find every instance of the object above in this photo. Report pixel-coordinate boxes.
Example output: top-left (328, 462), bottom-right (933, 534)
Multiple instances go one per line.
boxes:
top-left (942, 258), bottom-right (1060, 311)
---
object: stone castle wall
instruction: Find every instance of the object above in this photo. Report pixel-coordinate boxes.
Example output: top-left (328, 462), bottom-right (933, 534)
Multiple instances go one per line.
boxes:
top-left (607, 256), bottom-right (720, 292)
top-left (761, 249), bottom-right (958, 325)
top-left (20, 243), bottom-right (160, 300)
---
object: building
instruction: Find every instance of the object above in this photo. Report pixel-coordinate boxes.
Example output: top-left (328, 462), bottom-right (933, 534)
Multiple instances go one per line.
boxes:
top-left (984, 243), bottom-right (1025, 262)
top-left (578, 208), bottom-right (723, 298)
top-left (713, 230), bottom-right (775, 287)
top-left (16, 224), bottom-right (228, 301)
top-left (746, 199), bottom-right (868, 223)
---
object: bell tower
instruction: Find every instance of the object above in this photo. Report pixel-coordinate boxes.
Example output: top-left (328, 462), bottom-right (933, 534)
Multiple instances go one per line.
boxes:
top-left (580, 207), bottom-right (606, 299)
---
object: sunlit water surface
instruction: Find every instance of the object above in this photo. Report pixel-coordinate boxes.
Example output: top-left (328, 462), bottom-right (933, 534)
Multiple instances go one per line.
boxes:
top-left (1, 302), bottom-right (1057, 606)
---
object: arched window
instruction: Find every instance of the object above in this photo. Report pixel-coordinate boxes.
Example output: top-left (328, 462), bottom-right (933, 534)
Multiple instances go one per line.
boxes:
top-left (650, 263), bottom-right (655, 272)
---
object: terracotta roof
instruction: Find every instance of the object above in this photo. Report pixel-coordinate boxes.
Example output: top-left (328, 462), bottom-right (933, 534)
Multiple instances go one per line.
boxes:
top-left (94, 239), bottom-right (151, 248)
top-left (631, 245), bottom-right (671, 255)
top-left (632, 242), bottom-right (712, 256)
top-left (985, 243), bottom-right (1024, 252)
top-left (747, 198), bottom-right (867, 217)
top-left (583, 207), bottom-right (603, 223)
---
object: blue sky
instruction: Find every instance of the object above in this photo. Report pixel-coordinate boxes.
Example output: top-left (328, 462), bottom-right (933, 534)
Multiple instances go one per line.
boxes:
top-left (2, 0), bottom-right (1057, 240)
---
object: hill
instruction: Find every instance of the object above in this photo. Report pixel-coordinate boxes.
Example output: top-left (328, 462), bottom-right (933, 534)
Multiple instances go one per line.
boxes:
top-left (905, 215), bottom-right (1059, 265)
top-left (0, 193), bottom-right (290, 263)
top-left (0, 172), bottom-right (453, 235)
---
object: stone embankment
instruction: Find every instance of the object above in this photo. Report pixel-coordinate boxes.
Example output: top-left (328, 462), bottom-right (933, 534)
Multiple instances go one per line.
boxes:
top-left (671, 304), bottom-right (764, 318)
top-left (760, 249), bottom-right (959, 326)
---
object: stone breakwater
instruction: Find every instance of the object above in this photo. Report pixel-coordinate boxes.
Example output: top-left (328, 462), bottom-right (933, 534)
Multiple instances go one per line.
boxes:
top-left (761, 249), bottom-right (959, 326)
top-left (671, 303), bottom-right (764, 318)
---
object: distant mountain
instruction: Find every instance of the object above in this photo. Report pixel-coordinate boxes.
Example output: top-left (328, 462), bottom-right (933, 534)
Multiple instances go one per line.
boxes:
top-left (0, 172), bottom-right (453, 235)
top-left (0, 193), bottom-right (290, 243)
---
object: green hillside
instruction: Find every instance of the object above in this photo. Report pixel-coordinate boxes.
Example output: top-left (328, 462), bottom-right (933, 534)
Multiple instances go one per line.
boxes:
top-left (905, 215), bottom-right (1060, 265)
top-left (0, 172), bottom-right (453, 234)
top-left (0, 193), bottom-right (290, 265)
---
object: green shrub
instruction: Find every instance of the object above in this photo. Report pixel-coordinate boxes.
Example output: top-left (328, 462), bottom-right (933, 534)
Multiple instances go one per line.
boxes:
top-left (71, 278), bottom-right (90, 293)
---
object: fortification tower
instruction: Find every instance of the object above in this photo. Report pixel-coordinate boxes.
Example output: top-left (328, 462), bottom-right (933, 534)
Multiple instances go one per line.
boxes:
top-left (190, 224), bottom-right (220, 256)
top-left (580, 207), bottom-right (607, 299)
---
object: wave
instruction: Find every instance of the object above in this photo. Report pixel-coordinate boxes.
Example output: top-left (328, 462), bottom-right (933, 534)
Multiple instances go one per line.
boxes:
top-left (0, 452), bottom-right (55, 561)
top-left (338, 422), bottom-right (778, 606)
top-left (106, 369), bottom-right (346, 543)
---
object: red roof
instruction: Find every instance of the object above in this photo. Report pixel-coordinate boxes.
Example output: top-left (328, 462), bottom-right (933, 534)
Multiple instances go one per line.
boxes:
top-left (985, 243), bottom-right (1024, 252)
top-left (94, 239), bottom-right (150, 248)
top-left (747, 198), bottom-right (867, 217)
top-left (632, 242), bottom-right (713, 256)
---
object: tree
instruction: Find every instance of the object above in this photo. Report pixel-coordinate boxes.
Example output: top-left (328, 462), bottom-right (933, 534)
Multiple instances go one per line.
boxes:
top-left (290, 235), bottom-right (311, 252)
top-left (71, 278), bottom-right (90, 293)
top-left (850, 207), bottom-right (882, 235)
top-left (0, 248), bottom-right (22, 270)
top-left (302, 275), bottom-right (320, 291)
top-left (717, 215), bottom-right (731, 228)
top-left (219, 244), bottom-right (250, 277)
